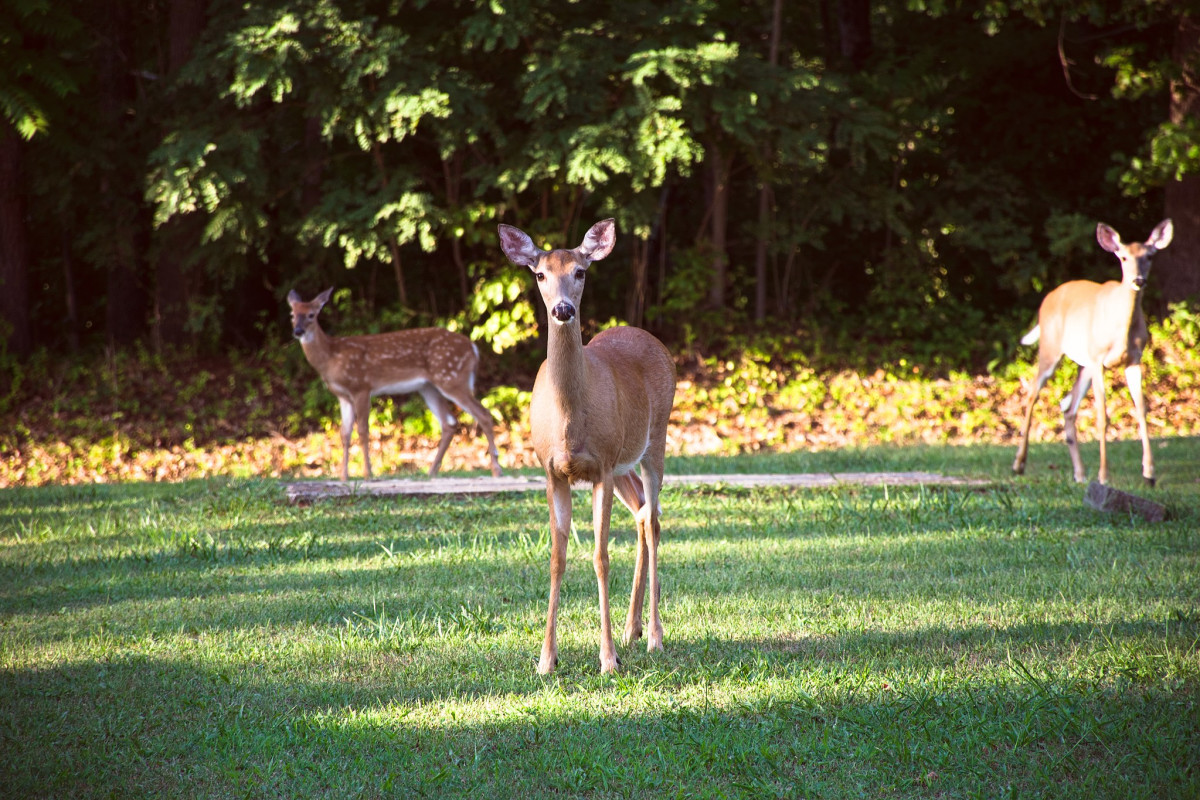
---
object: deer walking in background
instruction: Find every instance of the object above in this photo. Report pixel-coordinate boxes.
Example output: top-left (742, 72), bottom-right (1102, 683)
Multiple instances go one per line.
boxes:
top-left (499, 219), bottom-right (677, 675)
top-left (1012, 219), bottom-right (1173, 486)
top-left (287, 289), bottom-right (503, 480)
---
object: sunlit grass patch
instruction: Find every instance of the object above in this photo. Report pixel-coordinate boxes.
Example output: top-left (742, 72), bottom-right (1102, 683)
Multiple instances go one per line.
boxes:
top-left (1, 440), bottom-right (1198, 798)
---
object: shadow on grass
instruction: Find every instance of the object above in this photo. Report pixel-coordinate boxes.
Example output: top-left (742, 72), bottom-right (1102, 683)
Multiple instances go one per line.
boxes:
top-left (2, 437), bottom-right (1198, 797)
top-left (2, 617), bottom-right (1197, 800)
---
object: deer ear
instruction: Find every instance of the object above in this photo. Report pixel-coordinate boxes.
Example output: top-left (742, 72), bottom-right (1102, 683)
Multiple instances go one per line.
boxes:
top-left (287, 290), bottom-right (302, 305)
top-left (314, 287), bottom-right (334, 307)
top-left (498, 224), bottom-right (542, 268)
top-left (1148, 218), bottom-right (1173, 251)
top-left (576, 219), bottom-right (616, 262)
top-left (1096, 223), bottom-right (1122, 254)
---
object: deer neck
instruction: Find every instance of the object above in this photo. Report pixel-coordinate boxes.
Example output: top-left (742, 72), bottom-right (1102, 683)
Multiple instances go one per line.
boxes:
top-left (1107, 282), bottom-right (1143, 332)
top-left (298, 323), bottom-right (336, 370)
top-left (1097, 282), bottom-right (1146, 363)
top-left (544, 319), bottom-right (591, 419)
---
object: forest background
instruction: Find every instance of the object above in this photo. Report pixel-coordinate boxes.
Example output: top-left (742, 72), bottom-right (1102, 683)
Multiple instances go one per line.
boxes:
top-left (2, 0), bottom-right (1200, 486)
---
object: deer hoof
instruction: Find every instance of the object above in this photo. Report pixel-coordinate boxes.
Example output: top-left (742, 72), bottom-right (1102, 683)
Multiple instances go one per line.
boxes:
top-left (1012, 462), bottom-right (1025, 476)
top-left (1144, 476), bottom-right (1156, 488)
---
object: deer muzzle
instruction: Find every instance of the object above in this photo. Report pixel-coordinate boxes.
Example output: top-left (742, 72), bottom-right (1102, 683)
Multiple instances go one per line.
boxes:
top-left (551, 301), bottom-right (576, 324)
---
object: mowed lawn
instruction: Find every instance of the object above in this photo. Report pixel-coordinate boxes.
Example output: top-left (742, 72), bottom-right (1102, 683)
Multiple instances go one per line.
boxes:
top-left (1, 438), bottom-right (1198, 799)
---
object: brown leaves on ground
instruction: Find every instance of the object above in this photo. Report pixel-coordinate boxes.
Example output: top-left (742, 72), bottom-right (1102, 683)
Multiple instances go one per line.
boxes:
top-left (3, 339), bottom-right (1199, 487)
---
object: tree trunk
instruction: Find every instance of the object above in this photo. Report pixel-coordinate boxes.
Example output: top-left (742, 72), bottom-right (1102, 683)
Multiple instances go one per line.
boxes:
top-left (153, 0), bottom-right (207, 351)
top-left (101, 0), bottom-right (145, 348)
top-left (755, 0), bottom-right (783, 323)
top-left (442, 154), bottom-right (470, 308)
top-left (626, 236), bottom-right (649, 328)
top-left (302, 115), bottom-right (324, 212)
top-left (371, 142), bottom-right (407, 307)
top-left (837, 0), bottom-right (873, 70)
top-left (0, 130), bottom-right (31, 358)
top-left (1157, 13), bottom-right (1200, 306)
top-left (62, 227), bottom-right (79, 352)
top-left (707, 141), bottom-right (732, 309)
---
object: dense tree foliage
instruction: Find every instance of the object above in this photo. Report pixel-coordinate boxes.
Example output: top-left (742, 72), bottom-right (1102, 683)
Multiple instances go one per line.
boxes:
top-left (1, 0), bottom-right (1195, 371)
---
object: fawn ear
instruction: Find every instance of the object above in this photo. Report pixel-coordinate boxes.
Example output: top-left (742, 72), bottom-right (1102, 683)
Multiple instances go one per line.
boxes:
top-left (576, 219), bottom-right (615, 262)
top-left (314, 287), bottom-right (334, 307)
top-left (1096, 223), bottom-right (1122, 254)
top-left (1148, 218), bottom-right (1173, 251)
top-left (498, 224), bottom-right (542, 268)
top-left (287, 290), bottom-right (302, 305)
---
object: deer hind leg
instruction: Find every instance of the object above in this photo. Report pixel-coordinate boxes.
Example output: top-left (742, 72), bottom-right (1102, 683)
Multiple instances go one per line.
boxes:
top-left (539, 478), bottom-right (572, 675)
top-left (592, 477), bottom-right (620, 674)
top-left (353, 394), bottom-right (374, 479)
top-left (337, 397), bottom-right (355, 481)
top-left (1125, 363), bottom-right (1155, 486)
top-left (614, 472), bottom-right (647, 646)
top-left (636, 454), bottom-right (666, 654)
top-left (441, 384), bottom-right (503, 477)
top-left (419, 387), bottom-right (459, 477)
top-left (1091, 367), bottom-right (1110, 485)
top-left (1013, 350), bottom-right (1061, 475)
top-left (1061, 366), bottom-right (1094, 484)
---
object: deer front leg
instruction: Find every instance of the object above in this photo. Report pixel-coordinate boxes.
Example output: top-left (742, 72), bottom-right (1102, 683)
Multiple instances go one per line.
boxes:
top-left (352, 394), bottom-right (373, 479)
top-left (614, 472), bottom-right (647, 646)
top-left (336, 397), bottom-right (355, 481)
top-left (1061, 366), bottom-right (1093, 483)
top-left (592, 477), bottom-right (619, 674)
top-left (1125, 362), bottom-right (1155, 487)
top-left (641, 475), bottom-right (664, 654)
top-left (540, 478), bottom-right (572, 675)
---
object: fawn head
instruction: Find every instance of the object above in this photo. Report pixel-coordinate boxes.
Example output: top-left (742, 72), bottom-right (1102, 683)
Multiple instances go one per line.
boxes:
top-left (1096, 219), bottom-right (1173, 291)
top-left (498, 219), bottom-right (616, 325)
top-left (287, 287), bottom-right (333, 343)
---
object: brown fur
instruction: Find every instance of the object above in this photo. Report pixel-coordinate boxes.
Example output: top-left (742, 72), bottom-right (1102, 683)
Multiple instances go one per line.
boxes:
top-left (288, 289), bottom-right (503, 480)
top-left (500, 220), bottom-right (677, 674)
top-left (1012, 219), bottom-right (1172, 486)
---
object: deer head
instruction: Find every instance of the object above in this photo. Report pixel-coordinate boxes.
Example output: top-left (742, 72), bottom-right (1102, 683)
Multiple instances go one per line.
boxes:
top-left (1096, 218), bottom-right (1173, 291)
top-left (287, 288), bottom-right (333, 343)
top-left (498, 219), bottom-right (617, 325)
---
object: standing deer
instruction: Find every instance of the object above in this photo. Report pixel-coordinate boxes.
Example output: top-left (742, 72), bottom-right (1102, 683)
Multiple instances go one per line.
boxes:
top-left (287, 288), bottom-right (503, 480)
top-left (1012, 219), bottom-right (1173, 486)
top-left (499, 219), bottom-right (677, 675)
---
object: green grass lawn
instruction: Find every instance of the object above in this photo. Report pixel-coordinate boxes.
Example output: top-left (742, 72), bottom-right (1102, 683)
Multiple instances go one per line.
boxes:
top-left (2, 438), bottom-right (1198, 799)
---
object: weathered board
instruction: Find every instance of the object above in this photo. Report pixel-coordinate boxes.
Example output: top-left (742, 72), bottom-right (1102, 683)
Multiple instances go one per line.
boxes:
top-left (283, 471), bottom-right (987, 504)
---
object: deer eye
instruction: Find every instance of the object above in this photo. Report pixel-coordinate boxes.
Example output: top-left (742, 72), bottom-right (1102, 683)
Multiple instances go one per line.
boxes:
top-left (535, 272), bottom-right (546, 282)
top-left (575, 269), bottom-right (586, 281)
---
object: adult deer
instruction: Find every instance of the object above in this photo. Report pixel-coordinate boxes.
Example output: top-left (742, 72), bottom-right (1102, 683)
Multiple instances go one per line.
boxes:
top-left (287, 288), bottom-right (503, 480)
top-left (1012, 219), bottom-right (1173, 486)
top-left (499, 219), bottom-right (677, 675)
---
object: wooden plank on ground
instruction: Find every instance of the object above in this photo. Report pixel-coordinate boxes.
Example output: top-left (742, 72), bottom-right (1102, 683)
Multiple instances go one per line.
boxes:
top-left (283, 471), bottom-right (987, 504)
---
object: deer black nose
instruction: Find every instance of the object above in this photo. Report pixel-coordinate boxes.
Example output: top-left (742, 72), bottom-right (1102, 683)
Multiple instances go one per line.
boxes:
top-left (551, 302), bottom-right (576, 323)
top-left (293, 326), bottom-right (305, 337)
top-left (1133, 275), bottom-right (1146, 288)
